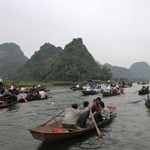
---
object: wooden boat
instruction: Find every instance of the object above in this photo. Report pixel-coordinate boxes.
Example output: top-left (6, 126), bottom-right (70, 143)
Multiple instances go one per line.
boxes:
top-left (82, 90), bottom-right (99, 95)
top-left (0, 95), bottom-right (18, 108)
top-left (17, 93), bottom-right (52, 103)
top-left (145, 99), bottom-right (150, 108)
top-left (138, 90), bottom-right (150, 95)
top-left (29, 106), bottom-right (116, 142)
top-left (102, 91), bottom-right (121, 97)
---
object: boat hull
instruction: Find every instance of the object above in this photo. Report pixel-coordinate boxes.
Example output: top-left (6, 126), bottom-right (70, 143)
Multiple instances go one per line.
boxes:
top-left (82, 90), bottom-right (98, 95)
top-left (138, 90), bottom-right (150, 95)
top-left (102, 92), bottom-right (120, 97)
top-left (29, 106), bottom-right (116, 142)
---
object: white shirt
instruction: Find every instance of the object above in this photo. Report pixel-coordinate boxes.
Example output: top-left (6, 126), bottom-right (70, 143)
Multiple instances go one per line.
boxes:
top-left (101, 107), bottom-right (110, 119)
top-left (39, 91), bottom-right (46, 99)
top-left (62, 107), bottom-right (89, 125)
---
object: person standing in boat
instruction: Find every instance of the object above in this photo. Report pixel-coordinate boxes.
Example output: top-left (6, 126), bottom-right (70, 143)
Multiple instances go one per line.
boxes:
top-left (37, 83), bottom-right (41, 91)
top-left (62, 103), bottom-right (90, 129)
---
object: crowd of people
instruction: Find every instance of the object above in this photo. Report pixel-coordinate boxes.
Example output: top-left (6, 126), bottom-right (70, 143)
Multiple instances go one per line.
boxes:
top-left (62, 97), bottom-right (111, 129)
top-left (141, 86), bottom-right (149, 92)
top-left (104, 84), bottom-right (124, 94)
top-left (0, 83), bottom-right (48, 104)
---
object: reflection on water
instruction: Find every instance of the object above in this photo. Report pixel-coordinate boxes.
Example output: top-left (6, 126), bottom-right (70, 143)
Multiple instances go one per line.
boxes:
top-left (6, 104), bottom-right (20, 112)
top-left (37, 132), bottom-right (103, 150)
top-left (1, 84), bottom-right (150, 150)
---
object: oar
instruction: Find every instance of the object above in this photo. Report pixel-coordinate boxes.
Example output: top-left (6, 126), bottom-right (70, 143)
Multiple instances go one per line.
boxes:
top-left (24, 98), bottom-right (28, 102)
top-left (38, 109), bottom-right (66, 127)
top-left (89, 109), bottom-right (103, 140)
top-left (130, 98), bottom-right (146, 104)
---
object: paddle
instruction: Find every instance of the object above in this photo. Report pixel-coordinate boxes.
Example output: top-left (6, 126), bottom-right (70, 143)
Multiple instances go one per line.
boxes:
top-left (24, 98), bottom-right (28, 103)
top-left (38, 108), bottom-right (66, 127)
top-left (89, 109), bottom-right (103, 140)
top-left (130, 98), bottom-right (146, 103)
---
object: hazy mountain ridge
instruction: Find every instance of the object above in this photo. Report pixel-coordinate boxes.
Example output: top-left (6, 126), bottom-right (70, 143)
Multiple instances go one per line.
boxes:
top-left (1, 41), bottom-right (150, 81)
top-left (105, 61), bottom-right (150, 81)
top-left (14, 43), bottom-right (62, 81)
top-left (0, 43), bottom-right (28, 79)
top-left (104, 63), bottom-right (138, 80)
top-left (130, 62), bottom-right (150, 80)
top-left (13, 38), bottom-right (112, 82)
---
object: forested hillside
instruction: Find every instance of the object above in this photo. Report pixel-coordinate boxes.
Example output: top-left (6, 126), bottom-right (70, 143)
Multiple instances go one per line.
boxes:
top-left (105, 63), bottom-right (137, 80)
top-left (13, 38), bottom-right (112, 82)
top-left (2, 41), bottom-right (150, 82)
top-left (13, 43), bottom-right (62, 81)
top-left (0, 43), bottom-right (28, 79)
top-left (43, 38), bottom-right (112, 82)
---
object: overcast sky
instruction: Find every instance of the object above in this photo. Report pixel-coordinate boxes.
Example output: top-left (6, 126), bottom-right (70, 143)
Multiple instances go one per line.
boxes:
top-left (1, 0), bottom-right (150, 68)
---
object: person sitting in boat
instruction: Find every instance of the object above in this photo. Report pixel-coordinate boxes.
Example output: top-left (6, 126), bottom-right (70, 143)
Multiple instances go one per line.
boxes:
top-left (141, 86), bottom-right (146, 91)
top-left (91, 99), bottom-right (98, 113)
top-left (39, 90), bottom-right (47, 99)
top-left (96, 97), bottom-right (104, 110)
top-left (0, 77), bottom-right (3, 88)
top-left (7, 91), bottom-right (18, 104)
top-left (94, 101), bottom-right (110, 124)
top-left (99, 101), bottom-right (110, 120)
top-left (27, 92), bottom-right (34, 100)
top-left (106, 84), bottom-right (112, 93)
top-left (62, 103), bottom-right (90, 129)
top-left (147, 94), bottom-right (150, 102)
top-left (0, 87), bottom-right (5, 94)
top-left (77, 101), bottom-right (90, 128)
top-left (146, 86), bottom-right (149, 91)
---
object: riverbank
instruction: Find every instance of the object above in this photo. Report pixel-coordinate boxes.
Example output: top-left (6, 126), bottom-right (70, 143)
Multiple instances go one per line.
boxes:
top-left (3, 80), bottom-right (105, 87)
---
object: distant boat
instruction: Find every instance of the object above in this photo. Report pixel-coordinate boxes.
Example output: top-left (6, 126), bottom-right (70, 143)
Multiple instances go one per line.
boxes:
top-left (82, 90), bottom-right (99, 95)
top-left (145, 99), bottom-right (150, 108)
top-left (0, 95), bottom-right (18, 108)
top-left (102, 91), bottom-right (121, 97)
top-left (138, 90), bottom-right (150, 95)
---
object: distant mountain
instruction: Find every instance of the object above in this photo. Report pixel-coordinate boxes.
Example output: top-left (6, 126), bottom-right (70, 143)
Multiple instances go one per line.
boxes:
top-left (130, 61), bottom-right (150, 80)
top-left (13, 38), bottom-right (112, 82)
top-left (43, 38), bottom-right (112, 82)
top-left (14, 43), bottom-right (62, 81)
top-left (105, 61), bottom-right (150, 81)
top-left (104, 63), bottom-right (137, 80)
top-left (1, 41), bottom-right (150, 82)
top-left (0, 43), bottom-right (28, 79)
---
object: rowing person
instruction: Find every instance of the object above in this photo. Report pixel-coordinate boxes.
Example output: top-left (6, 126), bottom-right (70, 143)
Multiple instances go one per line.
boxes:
top-left (77, 101), bottom-right (90, 128)
top-left (62, 103), bottom-right (90, 129)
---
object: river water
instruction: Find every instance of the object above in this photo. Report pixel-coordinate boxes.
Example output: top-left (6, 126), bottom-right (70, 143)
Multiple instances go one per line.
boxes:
top-left (1, 83), bottom-right (150, 150)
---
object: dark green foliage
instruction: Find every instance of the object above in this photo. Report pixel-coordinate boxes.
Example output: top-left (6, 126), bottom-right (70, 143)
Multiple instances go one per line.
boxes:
top-left (1, 39), bottom-right (113, 82)
top-left (13, 43), bottom-right (62, 81)
top-left (44, 38), bottom-right (112, 82)
top-left (0, 43), bottom-right (28, 79)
